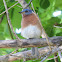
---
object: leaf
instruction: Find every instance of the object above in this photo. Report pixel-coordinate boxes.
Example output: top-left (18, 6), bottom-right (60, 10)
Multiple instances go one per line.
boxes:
top-left (55, 0), bottom-right (62, 10)
top-left (43, 17), bottom-right (61, 37)
top-left (39, 0), bottom-right (50, 9)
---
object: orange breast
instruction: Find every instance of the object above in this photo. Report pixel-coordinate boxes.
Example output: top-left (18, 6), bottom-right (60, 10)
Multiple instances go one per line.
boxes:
top-left (21, 13), bottom-right (42, 31)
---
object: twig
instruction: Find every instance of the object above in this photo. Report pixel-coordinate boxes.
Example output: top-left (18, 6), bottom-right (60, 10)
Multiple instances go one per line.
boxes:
top-left (40, 51), bottom-right (51, 62)
top-left (31, 2), bottom-right (52, 51)
top-left (24, 0), bottom-right (32, 9)
top-left (31, 2), bottom-right (36, 13)
top-left (17, 5), bottom-right (23, 8)
top-left (0, 2), bottom-right (18, 15)
top-left (54, 25), bottom-right (62, 28)
top-left (18, 0), bottom-right (29, 9)
top-left (9, 49), bottom-right (18, 55)
top-left (18, 0), bottom-right (32, 9)
top-left (40, 46), bottom-right (62, 62)
top-left (54, 52), bottom-right (58, 62)
top-left (7, 20), bottom-right (14, 39)
top-left (31, 2), bottom-right (58, 62)
top-left (47, 55), bottom-right (58, 60)
top-left (3, 0), bottom-right (19, 39)
top-left (58, 51), bottom-right (62, 62)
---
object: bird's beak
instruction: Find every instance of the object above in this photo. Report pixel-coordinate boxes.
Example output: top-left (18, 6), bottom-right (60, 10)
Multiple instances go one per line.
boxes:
top-left (19, 11), bottom-right (25, 14)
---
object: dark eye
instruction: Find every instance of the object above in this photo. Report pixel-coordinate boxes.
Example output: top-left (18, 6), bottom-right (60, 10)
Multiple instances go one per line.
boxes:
top-left (25, 11), bottom-right (28, 12)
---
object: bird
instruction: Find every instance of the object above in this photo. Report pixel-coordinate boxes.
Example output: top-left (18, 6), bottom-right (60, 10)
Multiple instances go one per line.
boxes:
top-left (19, 9), bottom-right (43, 57)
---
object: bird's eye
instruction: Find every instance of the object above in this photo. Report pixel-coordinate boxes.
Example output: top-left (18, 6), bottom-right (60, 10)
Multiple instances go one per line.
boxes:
top-left (25, 11), bottom-right (28, 12)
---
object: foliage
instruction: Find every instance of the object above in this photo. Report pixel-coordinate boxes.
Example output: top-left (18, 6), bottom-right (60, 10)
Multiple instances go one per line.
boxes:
top-left (0, 0), bottom-right (62, 62)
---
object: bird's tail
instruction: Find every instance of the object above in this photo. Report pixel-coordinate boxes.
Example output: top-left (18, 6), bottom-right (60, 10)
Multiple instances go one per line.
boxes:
top-left (32, 47), bottom-right (39, 56)
top-left (32, 47), bottom-right (35, 55)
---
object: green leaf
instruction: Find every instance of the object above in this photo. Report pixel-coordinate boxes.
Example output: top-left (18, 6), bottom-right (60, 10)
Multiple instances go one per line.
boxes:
top-left (55, 0), bottom-right (62, 10)
top-left (39, 0), bottom-right (50, 9)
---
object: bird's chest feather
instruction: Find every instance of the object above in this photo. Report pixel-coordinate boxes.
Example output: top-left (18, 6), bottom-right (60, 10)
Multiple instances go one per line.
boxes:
top-left (21, 25), bottom-right (41, 38)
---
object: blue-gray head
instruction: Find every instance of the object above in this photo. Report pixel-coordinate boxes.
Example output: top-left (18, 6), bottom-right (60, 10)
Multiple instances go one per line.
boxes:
top-left (19, 9), bottom-right (33, 15)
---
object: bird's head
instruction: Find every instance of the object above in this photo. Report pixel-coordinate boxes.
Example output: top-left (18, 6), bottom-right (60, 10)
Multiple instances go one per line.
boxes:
top-left (19, 9), bottom-right (33, 15)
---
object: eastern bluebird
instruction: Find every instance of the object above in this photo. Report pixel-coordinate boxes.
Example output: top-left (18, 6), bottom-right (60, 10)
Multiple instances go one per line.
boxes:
top-left (19, 9), bottom-right (42, 57)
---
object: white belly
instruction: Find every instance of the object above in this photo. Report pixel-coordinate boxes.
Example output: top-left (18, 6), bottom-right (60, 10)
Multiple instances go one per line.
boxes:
top-left (21, 25), bottom-right (41, 39)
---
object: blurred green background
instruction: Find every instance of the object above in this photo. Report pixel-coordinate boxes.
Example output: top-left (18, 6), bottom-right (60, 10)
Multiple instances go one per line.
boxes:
top-left (0, 0), bottom-right (62, 62)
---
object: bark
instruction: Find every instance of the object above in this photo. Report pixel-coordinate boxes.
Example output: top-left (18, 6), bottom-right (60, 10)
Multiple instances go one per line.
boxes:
top-left (0, 36), bottom-right (62, 48)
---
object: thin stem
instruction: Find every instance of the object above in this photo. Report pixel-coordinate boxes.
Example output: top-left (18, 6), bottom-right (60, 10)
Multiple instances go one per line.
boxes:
top-left (7, 20), bottom-right (14, 39)
top-left (24, 0), bottom-right (32, 9)
top-left (31, 2), bottom-right (52, 51)
top-left (3, 0), bottom-right (19, 39)
top-left (0, 2), bottom-right (18, 15)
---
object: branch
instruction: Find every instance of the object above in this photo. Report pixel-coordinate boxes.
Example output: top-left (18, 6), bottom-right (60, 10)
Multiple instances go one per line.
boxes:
top-left (0, 46), bottom-right (62, 62)
top-left (0, 2), bottom-right (18, 15)
top-left (18, 0), bottom-right (31, 9)
top-left (0, 36), bottom-right (62, 48)
top-left (17, 5), bottom-right (23, 8)
top-left (24, 0), bottom-right (32, 9)
top-left (40, 46), bottom-right (62, 62)
top-left (0, 47), bottom-right (50, 62)
top-left (7, 20), bottom-right (14, 39)
top-left (3, 0), bottom-right (19, 39)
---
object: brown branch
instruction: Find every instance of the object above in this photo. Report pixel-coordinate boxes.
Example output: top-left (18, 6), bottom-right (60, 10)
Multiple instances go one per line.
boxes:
top-left (0, 46), bottom-right (62, 62)
top-left (0, 47), bottom-right (50, 62)
top-left (3, 0), bottom-right (19, 39)
top-left (0, 36), bottom-right (62, 48)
